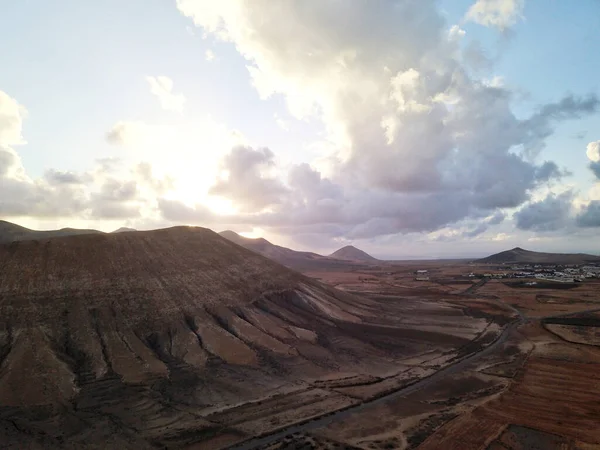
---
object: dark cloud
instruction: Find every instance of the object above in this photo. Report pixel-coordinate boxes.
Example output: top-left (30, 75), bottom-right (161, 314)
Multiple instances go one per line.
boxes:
top-left (157, 198), bottom-right (215, 223)
top-left (88, 179), bottom-right (139, 219)
top-left (535, 161), bottom-right (570, 182)
top-left (0, 146), bottom-right (19, 176)
top-left (576, 201), bottom-right (600, 228)
top-left (589, 161), bottom-right (600, 180)
top-left (44, 169), bottom-right (91, 185)
top-left (96, 179), bottom-right (138, 202)
top-left (209, 145), bottom-right (289, 211)
top-left (514, 191), bottom-right (574, 232)
top-left (461, 223), bottom-right (489, 238)
top-left (89, 202), bottom-right (140, 220)
top-left (487, 211), bottom-right (506, 225)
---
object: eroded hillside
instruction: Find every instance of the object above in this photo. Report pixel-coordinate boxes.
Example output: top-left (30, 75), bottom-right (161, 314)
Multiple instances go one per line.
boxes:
top-left (0, 228), bottom-right (506, 448)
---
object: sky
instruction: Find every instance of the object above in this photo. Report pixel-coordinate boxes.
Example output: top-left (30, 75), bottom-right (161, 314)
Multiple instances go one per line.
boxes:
top-left (1, 0), bottom-right (600, 259)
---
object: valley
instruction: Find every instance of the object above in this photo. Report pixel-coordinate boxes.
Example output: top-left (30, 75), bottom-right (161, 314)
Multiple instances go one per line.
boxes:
top-left (0, 228), bottom-right (599, 449)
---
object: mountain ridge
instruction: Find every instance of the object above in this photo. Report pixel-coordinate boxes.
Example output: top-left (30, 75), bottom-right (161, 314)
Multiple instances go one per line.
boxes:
top-left (218, 229), bottom-right (353, 270)
top-left (0, 219), bottom-right (101, 244)
top-left (477, 246), bottom-right (600, 264)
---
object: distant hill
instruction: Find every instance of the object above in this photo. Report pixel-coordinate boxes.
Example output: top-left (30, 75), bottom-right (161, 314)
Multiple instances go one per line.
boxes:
top-left (0, 220), bottom-right (101, 244)
top-left (477, 247), bottom-right (600, 265)
top-left (112, 227), bottom-right (137, 233)
top-left (218, 230), bottom-right (344, 271)
top-left (329, 245), bottom-right (378, 262)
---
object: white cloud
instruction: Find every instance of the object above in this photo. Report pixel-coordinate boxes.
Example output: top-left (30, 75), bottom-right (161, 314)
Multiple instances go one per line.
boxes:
top-left (145, 76), bottom-right (186, 113)
top-left (174, 0), bottom-right (598, 239)
top-left (105, 120), bottom-right (148, 146)
top-left (448, 25), bottom-right (466, 40)
top-left (587, 140), bottom-right (600, 162)
top-left (465, 0), bottom-right (525, 31)
top-left (0, 90), bottom-right (27, 147)
top-left (205, 49), bottom-right (215, 61)
top-left (274, 113), bottom-right (289, 131)
top-left (0, 89), bottom-right (176, 222)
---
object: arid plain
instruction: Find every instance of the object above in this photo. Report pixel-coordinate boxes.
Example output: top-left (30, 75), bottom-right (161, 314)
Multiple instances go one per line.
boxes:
top-left (286, 261), bottom-right (600, 450)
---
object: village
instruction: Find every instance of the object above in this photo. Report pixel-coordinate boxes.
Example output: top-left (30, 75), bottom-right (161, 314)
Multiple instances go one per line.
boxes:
top-left (412, 263), bottom-right (600, 284)
top-left (470, 263), bottom-right (600, 283)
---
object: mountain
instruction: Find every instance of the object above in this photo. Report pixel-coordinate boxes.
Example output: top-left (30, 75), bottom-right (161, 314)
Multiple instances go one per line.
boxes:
top-left (112, 227), bottom-right (137, 233)
top-left (477, 247), bottom-right (600, 264)
top-left (0, 219), bottom-right (101, 244)
top-left (219, 229), bottom-right (345, 270)
top-left (0, 226), bottom-right (455, 448)
top-left (329, 245), bottom-right (379, 262)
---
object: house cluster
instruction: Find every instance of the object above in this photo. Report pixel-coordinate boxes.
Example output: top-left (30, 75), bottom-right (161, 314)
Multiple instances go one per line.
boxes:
top-left (469, 264), bottom-right (600, 283)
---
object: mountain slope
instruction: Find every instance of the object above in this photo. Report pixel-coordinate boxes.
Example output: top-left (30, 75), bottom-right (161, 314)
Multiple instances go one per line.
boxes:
top-left (0, 227), bottom-right (409, 447)
top-left (219, 230), bottom-right (340, 270)
top-left (477, 247), bottom-right (600, 264)
top-left (0, 227), bottom-right (499, 448)
top-left (0, 219), bottom-right (101, 243)
top-left (329, 245), bottom-right (379, 262)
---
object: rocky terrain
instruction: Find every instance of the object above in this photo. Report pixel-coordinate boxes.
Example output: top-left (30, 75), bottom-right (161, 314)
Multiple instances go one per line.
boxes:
top-left (477, 246), bottom-right (600, 264)
top-left (0, 227), bottom-right (498, 448)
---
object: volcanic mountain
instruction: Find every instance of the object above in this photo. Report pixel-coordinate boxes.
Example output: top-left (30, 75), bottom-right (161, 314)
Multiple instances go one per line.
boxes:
top-left (0, 227), bottom-right (500, 448)
top-left (329, 245), bottom-right (379, 263)
top-left (0, 219), bottom-right (101, 244)
top-left (477, 247), bottom-right (600, 264)
top-left (219, 229), bottom-right (346, 270)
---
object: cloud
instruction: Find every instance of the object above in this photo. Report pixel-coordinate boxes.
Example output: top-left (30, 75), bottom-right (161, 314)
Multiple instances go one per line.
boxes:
top-left (205, 49), bottom-right (215, 61)
top-left (158, 198), bottom-right (215, 223)
top-left (465, 0), bottom-right (525, 31)
top-left (146, 76), bottom-right (186, 113)
top-left (176, 1), bottom-right (598, 240)
top-left (44, 169), bottom-right (93, 185)
top-left (590, 162), bottom-right (600, 180)
top-left (274, 113), bottom-right (289, 131)
top-left (0, 91), bottom-right (27, 147)
top-left (0, 90), bottom-right (174, 221)
top-left (105, 121), bottom-right (149, 146)
top-left (209, 145), bottom-right (289, 211)
top-left (514, 191), bottom-right (574, 231)
top-left (0, 90), bottom-right (87, 218)
top-left (448, 25), bottom-right (466, 40)
top-left (462, 223), bottom-right (489, 238)
top-left (521, 95), bottom-right (599, 158)
top-left (587, 140), bottom-right (600, 162)
top-left (586, 141), bottom-right (600, 180)
top-left (577, 201), bottom-right (600, 228)
top-left (487, 211), bottom-right (506, 225)
top-left (135, 162), bottom-right (174, 195)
